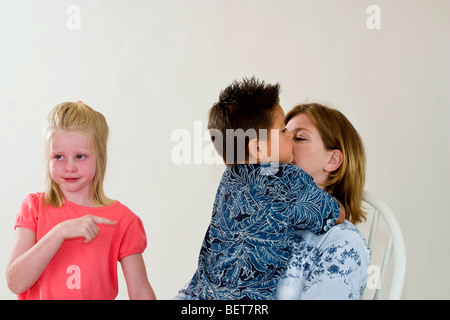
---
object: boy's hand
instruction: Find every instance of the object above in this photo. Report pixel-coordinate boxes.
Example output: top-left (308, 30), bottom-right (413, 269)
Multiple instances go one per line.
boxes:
top-left (56, 214), bottom-right (116, 243)
top-left (335, 201), bottom-right (346, 225)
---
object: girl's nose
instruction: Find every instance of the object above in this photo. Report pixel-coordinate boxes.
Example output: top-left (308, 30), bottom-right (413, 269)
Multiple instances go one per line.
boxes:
top-left (64, 159), bottom-right (77, 172)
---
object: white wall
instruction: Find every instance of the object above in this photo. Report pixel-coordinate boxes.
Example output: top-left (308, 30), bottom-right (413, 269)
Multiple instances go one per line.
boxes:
top-left (0, 0), bottom-right (449, 299)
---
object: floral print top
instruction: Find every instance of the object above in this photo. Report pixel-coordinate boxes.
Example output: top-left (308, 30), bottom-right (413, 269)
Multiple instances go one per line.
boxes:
top-left (277, 220), bottom-right (371, 300)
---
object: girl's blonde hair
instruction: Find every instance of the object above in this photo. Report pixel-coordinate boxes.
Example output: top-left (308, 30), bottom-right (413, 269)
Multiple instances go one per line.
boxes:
top-left (285, 103), bottom-right (367, 224)
top-left (44, 101), bottom-right (114, 207)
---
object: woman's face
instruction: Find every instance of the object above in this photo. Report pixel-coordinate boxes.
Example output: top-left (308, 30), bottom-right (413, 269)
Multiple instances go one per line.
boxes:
top-left (286, 113), bottom-right (335, 189)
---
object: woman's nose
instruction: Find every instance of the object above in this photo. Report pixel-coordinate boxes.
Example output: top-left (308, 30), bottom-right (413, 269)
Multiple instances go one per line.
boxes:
top-left (287, 130), bottom-right (294, 141)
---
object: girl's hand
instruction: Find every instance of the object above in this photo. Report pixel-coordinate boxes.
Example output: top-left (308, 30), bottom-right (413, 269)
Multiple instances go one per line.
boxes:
top-left (56, 214), bottom-right (116, 243)
top-left (7, 215), bottom-right (115, 294)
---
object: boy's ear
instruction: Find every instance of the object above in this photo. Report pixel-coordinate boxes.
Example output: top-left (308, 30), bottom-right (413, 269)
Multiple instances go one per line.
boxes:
top-left (324, 149), bottom-right (343, 172)
top-left (248, 138), bottom-right (260, 161)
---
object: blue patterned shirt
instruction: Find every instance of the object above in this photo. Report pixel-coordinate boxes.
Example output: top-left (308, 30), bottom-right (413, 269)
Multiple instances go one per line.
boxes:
top-left (182, 163), bottom-right (341, 300)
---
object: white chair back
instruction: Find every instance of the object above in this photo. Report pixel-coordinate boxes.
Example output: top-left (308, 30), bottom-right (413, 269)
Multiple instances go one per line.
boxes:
top-left (360, 191), bottom-right (406, 299)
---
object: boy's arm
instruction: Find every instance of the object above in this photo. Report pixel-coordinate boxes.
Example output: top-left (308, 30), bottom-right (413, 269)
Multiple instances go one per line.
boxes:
top-left (285, 165), bottom-right (342, 233)
top-left (336, 201), bottom-right (346, 225)
top-left (121, 253), bottom-right (156, 300)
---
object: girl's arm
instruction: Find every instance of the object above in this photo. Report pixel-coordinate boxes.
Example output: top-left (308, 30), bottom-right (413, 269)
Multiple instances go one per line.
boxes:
top-left (6, 215), bottom-right (115, 294)
top-left (6, 226), bottom-right (65, 294)
top-left (121, 253), bottom-right (156, 300)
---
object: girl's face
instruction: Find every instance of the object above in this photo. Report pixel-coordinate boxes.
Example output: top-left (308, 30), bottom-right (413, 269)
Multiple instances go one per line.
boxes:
top-left (49, 130), bottom-right (96, 206)
top-left (286, 113), bottom-right (333, 189)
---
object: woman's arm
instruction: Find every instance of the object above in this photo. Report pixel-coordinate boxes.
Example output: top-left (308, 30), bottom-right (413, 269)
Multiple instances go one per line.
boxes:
top-left (277, 225), bottom-right (371, 300)
top-left (121, 253), bottom-right (156, 300)
top-left (300, 236), bottom-right (370, 300)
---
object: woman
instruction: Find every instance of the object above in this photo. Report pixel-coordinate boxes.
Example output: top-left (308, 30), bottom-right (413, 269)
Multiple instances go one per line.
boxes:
top-left (277, 103), bottom-right (371, 300)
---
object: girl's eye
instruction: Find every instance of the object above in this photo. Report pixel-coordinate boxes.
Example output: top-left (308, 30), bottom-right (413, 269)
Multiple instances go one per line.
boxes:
top-left (76, 154), bottom-right (86, 160)
top-left (281, 128), bottom-right (288, 133)
top-left (54, 155), bottom-right (63, 160)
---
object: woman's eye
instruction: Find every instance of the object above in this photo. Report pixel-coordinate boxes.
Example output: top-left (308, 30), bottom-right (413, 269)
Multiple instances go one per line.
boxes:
top-left (295, 136), bottom-right (306, 141)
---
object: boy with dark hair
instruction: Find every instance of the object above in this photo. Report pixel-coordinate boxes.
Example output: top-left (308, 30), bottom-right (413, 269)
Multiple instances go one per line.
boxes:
top-left (207, 77), bottom-right (281, 165)
top-left (179, 77), bottom-right (343, 300)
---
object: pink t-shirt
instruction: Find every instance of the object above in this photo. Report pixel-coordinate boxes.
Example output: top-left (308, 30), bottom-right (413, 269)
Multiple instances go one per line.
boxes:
top-left (14, 193), bottom-right (147, 300)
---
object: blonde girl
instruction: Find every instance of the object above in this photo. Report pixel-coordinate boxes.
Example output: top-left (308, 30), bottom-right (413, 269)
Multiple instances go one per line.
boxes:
top-left (6, 102), bottom-right (156, 300)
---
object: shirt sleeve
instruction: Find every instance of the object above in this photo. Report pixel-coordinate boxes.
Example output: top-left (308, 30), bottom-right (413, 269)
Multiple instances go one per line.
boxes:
top-left (15, 193), bottom-right (41, 233)
top-left (277, 225), bottom-right (371, 300)
top-left (118, 215), bottom-right (147, 260)
top-left (300, 236), bottom-right (370, 300)
top-left (284, 165), bottom-right (341, 234)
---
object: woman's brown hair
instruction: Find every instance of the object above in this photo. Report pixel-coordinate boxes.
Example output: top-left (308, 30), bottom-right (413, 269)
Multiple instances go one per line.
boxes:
top-left (286, 103), bottom-right (367, 224)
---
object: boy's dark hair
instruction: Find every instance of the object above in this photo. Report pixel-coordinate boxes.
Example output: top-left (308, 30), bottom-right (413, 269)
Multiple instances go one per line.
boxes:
top-left (207, 77), bottom-right (281, 165)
